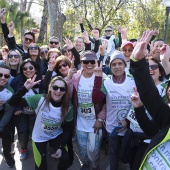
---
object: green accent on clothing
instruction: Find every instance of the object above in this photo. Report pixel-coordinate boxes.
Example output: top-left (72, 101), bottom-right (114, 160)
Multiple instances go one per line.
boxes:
top-left (64, 103), bottom-right (74, 122)
top-left (101, 76), bottom-right (111, 95)
top-left (25, 94), bottom-right (43, 110)
top-left (32, 141), bottom-right (42, 168)
top-left (140, 128), bottom-right (170, 170)
top-left (7, 86), bottom-right (14, 94)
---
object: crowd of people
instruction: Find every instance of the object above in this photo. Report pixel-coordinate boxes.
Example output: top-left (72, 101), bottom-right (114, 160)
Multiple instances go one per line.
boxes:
top-left (0, 7), bottom-right (170, 170)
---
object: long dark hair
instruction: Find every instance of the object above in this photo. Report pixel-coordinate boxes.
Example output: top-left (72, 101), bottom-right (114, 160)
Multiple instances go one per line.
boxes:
top-left (45, 76), bottom-right (69, 121)
top-left (20, 59), bottom-right (42, 83)
top-left (146, 56), bottom-right (166, 82)
top-left (54, 55), bottom-right (71, 77)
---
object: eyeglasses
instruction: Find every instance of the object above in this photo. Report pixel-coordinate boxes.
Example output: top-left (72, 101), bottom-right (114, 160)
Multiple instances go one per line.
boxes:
top-left (122, 49), bottom-right (133, 53)
top-left (52, 85), bottom-right (66, 92)
top-left (0, 73), bottom-right (10, 79)
top-left (2, 50), bottom-right (6, 53)
top-left (82, 60), bottom-right (95, 65)
top-left (8, 54), bottom-right (19, 59)
top-left (23, 66), bottom-right (34, 71)
top-left (40, 50), bottom-right (48, 54)
top-left (50, 41), bottom-right (59, 45)
top-left (25, 37), bottom-right (33, 42)
top-left (28, 46), bottom-right (39, 50)
top-left (149, 64), bottom-right (158, 70)
top-left (58, 63), bottom-right (68, 69)
top-left (105, 30), bottom-right (112, 32)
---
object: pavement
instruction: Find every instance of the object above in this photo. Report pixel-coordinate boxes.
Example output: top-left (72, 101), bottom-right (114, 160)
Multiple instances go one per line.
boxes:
top-left (0, 132), bottom-right (130, 170)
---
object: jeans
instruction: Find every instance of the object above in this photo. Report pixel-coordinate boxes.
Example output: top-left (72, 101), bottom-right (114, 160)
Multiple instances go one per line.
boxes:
top-left (76, 130), bottom-right (102, 168)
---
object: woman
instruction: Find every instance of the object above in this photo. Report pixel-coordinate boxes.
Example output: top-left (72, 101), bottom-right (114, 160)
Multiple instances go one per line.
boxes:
top-left (130, 30), bottom-right (170, 169)
top-left (8, 76), bottom-right (73, 170)
top-left (5, 49), bottom-right (23, 153)
top-left (125, 56), bottom-right (166, 170)
top-left (28, 43), bottom-right (47, 76)
top-left (71, 51), bottom-right (105, 169)
top-left (43, 55), bottom-right (76, 166)
top-left (6, 49), bottom-right (22, 80)
top-left (10, 59), bottom-right (43, 160)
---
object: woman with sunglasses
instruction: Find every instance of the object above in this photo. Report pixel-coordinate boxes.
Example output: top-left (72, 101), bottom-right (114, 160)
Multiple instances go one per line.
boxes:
top-left (10, 59), bottom-right (43, 160)
top-left (147, 56), bottom-right (166, 93)
top-left (69, 51), bottom-right (105, 169)
top-left (129, 30), bottom-right (170, 170)
top-left (8, 75), bottom-right (73, 170)
top-left (5, 49), bottom-right (23, 82)
top-left (28, 43), bottom-right (47, 77)
top-left (43, 55), bottom-right (76, 166)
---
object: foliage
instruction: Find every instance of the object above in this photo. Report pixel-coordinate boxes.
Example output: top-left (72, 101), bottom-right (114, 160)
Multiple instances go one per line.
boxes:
top-left (0, 0), bottom-right (38, 44)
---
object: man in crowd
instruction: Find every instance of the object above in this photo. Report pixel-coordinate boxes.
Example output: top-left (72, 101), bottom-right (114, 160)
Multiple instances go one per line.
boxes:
top-left (0, 63), bottom-right (14, 168)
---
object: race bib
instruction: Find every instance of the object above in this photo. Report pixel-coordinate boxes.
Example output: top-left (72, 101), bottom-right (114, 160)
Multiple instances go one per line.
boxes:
top-left (78, 103), bottom-right (95, 119)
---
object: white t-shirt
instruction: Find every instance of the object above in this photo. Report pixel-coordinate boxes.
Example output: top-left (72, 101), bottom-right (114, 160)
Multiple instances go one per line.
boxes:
top-left (77, 74), bottom-right (96, 132)
top-left (102, 74), bottom-right (136, 136)
top-left (31, 97), bottom-right (63, 142)
top-left (0, 87), bottom-right (13, 110)
top-left (143, 140), bottom-right (170, 170)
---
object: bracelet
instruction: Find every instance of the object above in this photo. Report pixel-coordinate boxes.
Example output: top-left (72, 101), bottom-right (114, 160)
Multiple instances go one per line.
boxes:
top-left (97, 118), bottom-right (104, 122)
top-left (130, 56), bottom-right (138, 62)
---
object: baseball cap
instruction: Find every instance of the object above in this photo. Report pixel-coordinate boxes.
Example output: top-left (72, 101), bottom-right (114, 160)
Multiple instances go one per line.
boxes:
top-left (80, 51), bottom-right (97, 61)
top-left (121, 41), bottom-right (134, 49)
top-left (105, 26), bottom-right (113, 31)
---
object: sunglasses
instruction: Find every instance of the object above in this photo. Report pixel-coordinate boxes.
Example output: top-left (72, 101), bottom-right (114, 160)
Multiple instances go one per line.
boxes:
top-left (40, 50), bottom-right (48, 54)
top-left (8, 54), bottom-right (19, 59)
top-left (105, 30), bottom-right (112, 32)
top-left (25, 37), bottom-right (33, 42)
top-left (23, 66), bottom-right (34, 71)
top-left (50, 41), bottom-right (59, 45)
top-left (52, 85), bottom-right (66, 92)
top-left (149, 64), bottom-right (158, 70)
top-left (29, 46), bottom-right (39, 50)
top-left (58, 63), bottom-right (68, 69)
top-left (82, 60), bottom-right (95, 65)
top-left (122, 49), bottom-right (133, 52)
top-left (0, 73), bottom-right (10, 79)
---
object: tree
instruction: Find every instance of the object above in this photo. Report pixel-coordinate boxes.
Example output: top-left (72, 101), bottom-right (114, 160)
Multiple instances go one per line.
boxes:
top-left (37, 0), bottom-right (48, 44)
top-left (46, 0), bottom-right (66, 41)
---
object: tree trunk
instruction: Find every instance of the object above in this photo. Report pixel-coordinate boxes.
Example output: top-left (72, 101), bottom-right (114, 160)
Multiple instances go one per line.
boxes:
top-left (37, 0), bottom-right (48, 44)
top-left (47, 0), bottom-right (66, 42)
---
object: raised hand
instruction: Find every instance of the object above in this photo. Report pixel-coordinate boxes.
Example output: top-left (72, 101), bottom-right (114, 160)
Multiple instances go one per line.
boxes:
top-left (99, 41), bottom-right (107, 56)
top-left (0, 8), bottom-right (6, 17)
top-left (82, 31), bottom-right (90, 43)
top-left (51, 149), bottom-right (62, 159)
top-left (94, 61), bottom-right (103, 77)
top-left (48, 57), bottom-right (56, 71)
top-left (160, 44), bottom-right (170, 75)
top-left (8, 21), bottom-right (15, 36)
top-left (24, 74), bottom-right (41, 90)
top-left (131, 87), bottom-right (143, 108)
top-left (67, 60), bottom-right (77, 79)
top-left (63, 38), bottom-right (74, 49)
top-left (30, 28), bottom-right (39, 34)
top-left (92, 29), bottom-right (99, 40)
top-left (132, 30), bottom-right (154, 60)
top-left (0, 8), bottom-right (6, 24)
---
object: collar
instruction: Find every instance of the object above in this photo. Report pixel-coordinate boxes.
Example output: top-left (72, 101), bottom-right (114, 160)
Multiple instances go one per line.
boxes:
top-left (112, 72), bottom-right (126, 84)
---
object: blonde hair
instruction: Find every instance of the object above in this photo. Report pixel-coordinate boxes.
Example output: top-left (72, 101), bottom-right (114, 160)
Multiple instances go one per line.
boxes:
top-left (6, 49), bottom-right (23, 74)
